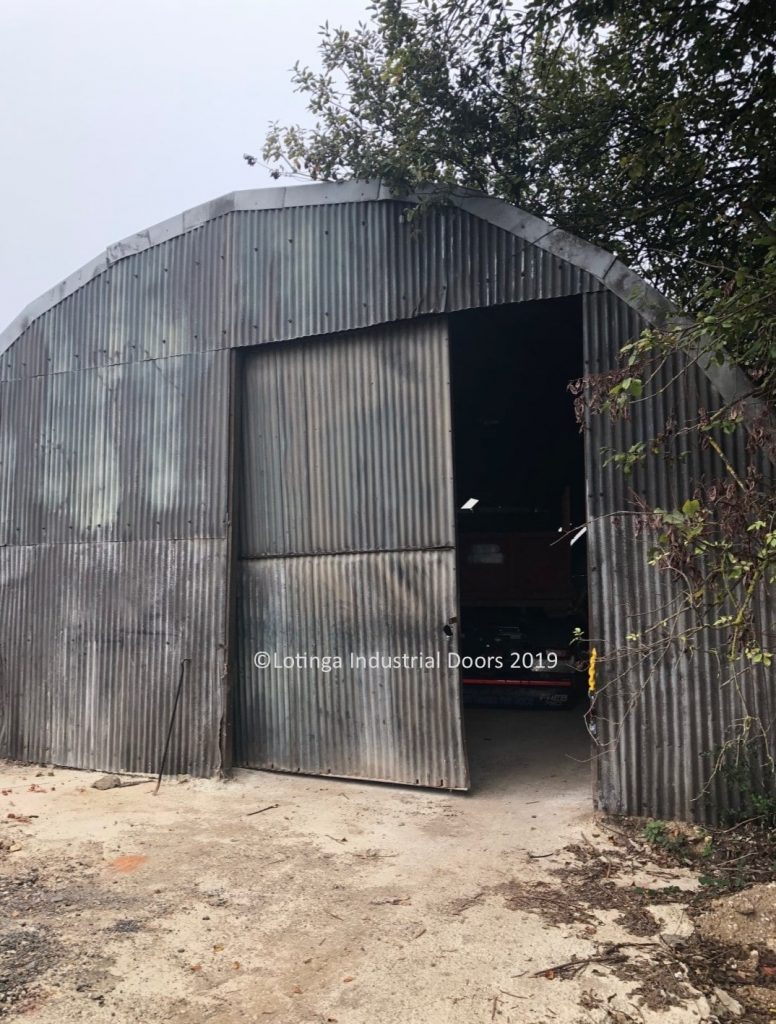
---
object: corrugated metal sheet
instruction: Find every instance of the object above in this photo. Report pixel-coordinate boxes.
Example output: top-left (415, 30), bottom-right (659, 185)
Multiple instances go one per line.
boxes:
top-left (0, 350), bottom-right (231, 546)
top-left (239, 320), bottom-right (454, 556)
top-left (585, 290), bottom-right (776, 822)
top-left (1, 201), bottom-right (601, 383)
top-left (0, 539), bottom-right (227, 775)
top-left (0, 339), bottom-right (232, 775)
top-left (1, 182), bottom-right (770, 811)
top-left (236, 317), bottom-right (467, 787)
top-left (235, 550), bottom-right (466, 787)
top-left (1, 218), bottom-right (232, 380)
top-left (228, 202), bottom-right (600, 348)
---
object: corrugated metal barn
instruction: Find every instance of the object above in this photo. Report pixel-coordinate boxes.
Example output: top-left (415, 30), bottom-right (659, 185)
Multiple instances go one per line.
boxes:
top-left (0, 181), bottom-right (772, 821)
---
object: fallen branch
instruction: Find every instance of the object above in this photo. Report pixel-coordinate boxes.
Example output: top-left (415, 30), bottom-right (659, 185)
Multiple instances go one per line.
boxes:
top-left (534, 942), bottom-right (661, 979)
top-left (246, 803), bottom-right (280, 817)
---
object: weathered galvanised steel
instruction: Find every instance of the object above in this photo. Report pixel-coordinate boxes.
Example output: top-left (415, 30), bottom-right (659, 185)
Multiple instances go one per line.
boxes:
top-left (0, 181), bottom-right (771, 818)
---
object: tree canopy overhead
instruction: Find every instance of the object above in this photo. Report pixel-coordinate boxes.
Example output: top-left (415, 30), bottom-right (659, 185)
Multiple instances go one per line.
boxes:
top-left (263, 0), bottom-right (775, 303)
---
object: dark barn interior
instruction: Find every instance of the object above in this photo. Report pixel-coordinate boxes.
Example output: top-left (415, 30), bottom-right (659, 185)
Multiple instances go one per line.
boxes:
top-left (449, 297), bottom-right (590, 789)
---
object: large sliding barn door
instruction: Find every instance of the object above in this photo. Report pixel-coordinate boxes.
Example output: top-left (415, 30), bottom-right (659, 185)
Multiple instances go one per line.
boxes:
top-left (234, 319), bottom-right (468, 788)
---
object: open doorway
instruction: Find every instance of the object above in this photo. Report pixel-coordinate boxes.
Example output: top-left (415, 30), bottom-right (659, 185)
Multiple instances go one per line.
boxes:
top-left (449, 297), bottom-right (590, 791)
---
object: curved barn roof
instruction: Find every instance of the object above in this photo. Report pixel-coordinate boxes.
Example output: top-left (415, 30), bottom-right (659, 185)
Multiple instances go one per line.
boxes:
top-left (0, 180), bottom-right (754, 412)
top-left (1, 181), bottom-right (669, 348)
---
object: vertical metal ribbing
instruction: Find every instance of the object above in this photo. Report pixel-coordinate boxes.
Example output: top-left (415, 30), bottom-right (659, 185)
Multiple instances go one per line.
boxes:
top-left (235, 317), bottom-right (467, 789)
top-left (585, 290), bottom-right (775, 822)
top-left (0, 539), bottom-right (227, 775)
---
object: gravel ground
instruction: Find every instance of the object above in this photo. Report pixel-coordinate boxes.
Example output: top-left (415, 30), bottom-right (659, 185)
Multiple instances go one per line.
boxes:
top-left (0, 708), bottom-right (765, 1023)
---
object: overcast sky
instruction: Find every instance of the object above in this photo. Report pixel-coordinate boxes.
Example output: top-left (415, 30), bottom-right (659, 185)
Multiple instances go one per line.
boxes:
top-left (0, 0), bottom-right (367, 331)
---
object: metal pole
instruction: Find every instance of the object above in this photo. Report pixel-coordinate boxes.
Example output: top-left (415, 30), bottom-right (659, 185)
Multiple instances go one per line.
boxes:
top-left (153, 658), bottom-right (190, 796)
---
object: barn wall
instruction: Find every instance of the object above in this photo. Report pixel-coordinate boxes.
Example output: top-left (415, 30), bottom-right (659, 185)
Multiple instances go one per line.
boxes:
top-left (0, 188), bottom-right (770, 810)
top-left (0, 539), bottom-right (226, 774)
top-left (585, 291), bottom-right (775, 822)
top-left (0, 350), bottom-right (231, 775)
top-left (0, 198), bottom-right (600, 777)
top-left (0, 351), bottom-right (230, 545)
top-left (1, 201), bottom-right (601, 383)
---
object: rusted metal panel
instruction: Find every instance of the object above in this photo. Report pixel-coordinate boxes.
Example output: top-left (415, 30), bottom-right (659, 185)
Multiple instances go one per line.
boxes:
top-left (235, 549), bottom-right (466, 788)
top-left (0, 539), bottom-right (227, 776)
top-left (228, 202), bottom-right (600, 350)
top-left (585, 290), bottom-right (775, 822)
top-left (236, 317), bottom-right (467, 787)
top-left (0, 350), bottom-right (230, 546)
top-left (239, 321), bottom-right (454, 557)
top-left (2, 201), bottom-right (600, 383)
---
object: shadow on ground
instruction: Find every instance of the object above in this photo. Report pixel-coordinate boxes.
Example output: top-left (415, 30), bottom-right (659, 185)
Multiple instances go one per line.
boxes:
top-left (464, 705), bottom-right (592, 797)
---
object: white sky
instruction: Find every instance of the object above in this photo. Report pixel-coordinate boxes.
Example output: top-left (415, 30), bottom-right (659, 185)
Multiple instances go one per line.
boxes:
top-left (0, 0), bottom-right (367, 331)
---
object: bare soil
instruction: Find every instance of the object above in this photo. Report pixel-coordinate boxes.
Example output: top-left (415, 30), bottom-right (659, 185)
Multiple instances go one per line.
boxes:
top-left (0, 709), bottom-right (772, 1023)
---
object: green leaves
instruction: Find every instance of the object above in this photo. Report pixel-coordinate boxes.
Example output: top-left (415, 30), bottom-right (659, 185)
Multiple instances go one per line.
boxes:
top-left (263, 0), bottom-right (776, 683)
top-left (619, 376), bottom-right (643, 398)
top-left (262, 0), bottom-right (776, 307)
top-left (745, 646), bottom-right (773, 667)
top-left (603, 441), bottom-right (646, 476)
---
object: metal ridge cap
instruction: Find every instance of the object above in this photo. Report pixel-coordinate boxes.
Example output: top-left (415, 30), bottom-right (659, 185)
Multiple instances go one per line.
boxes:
top-left (0, 178), bottom-right (675, 357)
top-left (1, 177), bottom-right (770, 459)
top-left (0, 181), bottom-right (380, 354)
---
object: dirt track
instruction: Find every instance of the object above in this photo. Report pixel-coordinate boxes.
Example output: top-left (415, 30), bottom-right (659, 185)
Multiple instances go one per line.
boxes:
top-left (0, 710), bottom-right (733, 1022)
